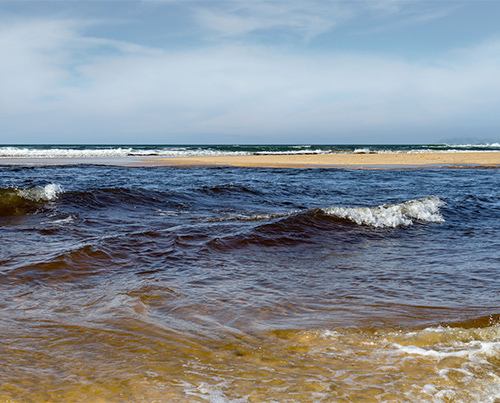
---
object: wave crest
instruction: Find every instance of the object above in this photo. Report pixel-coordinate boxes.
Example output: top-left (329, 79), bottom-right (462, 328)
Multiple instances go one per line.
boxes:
top-left (16, 184), bottom-right (63, 202)
top-left (0, 184), bottom-right (63, 216)
top-left (226, 196), bottom-right (445, 228)
top-left (322, 196), bottom-right (445, 228)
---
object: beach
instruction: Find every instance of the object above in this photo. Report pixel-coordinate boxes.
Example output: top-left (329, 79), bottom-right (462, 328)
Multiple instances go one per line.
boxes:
top-left (150, 151), bottom-right (500, 168)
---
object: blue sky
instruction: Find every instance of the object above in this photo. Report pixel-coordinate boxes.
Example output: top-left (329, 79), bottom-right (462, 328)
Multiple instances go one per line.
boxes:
top-left (0, 0), bottom-right (499, 144)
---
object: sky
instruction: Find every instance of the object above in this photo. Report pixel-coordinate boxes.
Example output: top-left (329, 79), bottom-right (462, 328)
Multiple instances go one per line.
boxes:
top-left (0, 0), bottom-right (499, 144)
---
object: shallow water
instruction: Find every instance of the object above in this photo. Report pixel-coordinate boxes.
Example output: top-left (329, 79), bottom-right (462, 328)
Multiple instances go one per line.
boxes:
top-left (1, 164), bottom-right (500, 402)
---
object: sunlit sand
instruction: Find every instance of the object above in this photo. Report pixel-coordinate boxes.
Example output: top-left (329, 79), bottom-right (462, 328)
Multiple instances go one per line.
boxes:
top-left (148, 151), bottom-right (500, 168)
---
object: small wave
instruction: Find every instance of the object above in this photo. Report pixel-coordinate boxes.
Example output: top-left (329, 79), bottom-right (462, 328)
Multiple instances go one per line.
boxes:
top-left (208, 197), bottom-right (445, 252)
top-left (62, 187), bottom-right (188, 211)
top-left (321, 196), bottom-right (445, 228)
top-left (353, 148), bottom-right (371, 154)
top-left (0, 184), bottom-right (62, 216)
top-left (198, 183), bottom-right (262, 196)
top-left (227, 197), bottom-right (445, 228)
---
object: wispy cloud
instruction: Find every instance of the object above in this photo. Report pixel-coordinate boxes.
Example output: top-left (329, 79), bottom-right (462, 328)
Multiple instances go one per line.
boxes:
top-left (360, 0), bottom-right (460, 34)
top-left (1, 17), bottom-right (499, 142)
top-left (191, 0), bottom-right (458, 42)
top-left (0, 1), bottom-right (499, 143)
top-left (194, 0), bottom-right (353, 41)
top-left (0, 19), bottom-right (160, 113)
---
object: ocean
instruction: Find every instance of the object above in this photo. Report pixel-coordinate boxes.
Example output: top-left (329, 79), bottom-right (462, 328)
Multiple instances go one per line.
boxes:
top-left (1, 144), bottom-right (500, 402)
top-left (2, 143), bottom-right (500, 159)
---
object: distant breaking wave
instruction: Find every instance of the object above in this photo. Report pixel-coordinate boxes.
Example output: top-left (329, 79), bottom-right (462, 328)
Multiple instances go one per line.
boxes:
top-left (1, 144), bottom-right (500, 159)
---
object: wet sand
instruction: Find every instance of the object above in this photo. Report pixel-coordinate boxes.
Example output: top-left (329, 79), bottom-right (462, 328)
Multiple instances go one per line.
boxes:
top-left (148, 151), bottom-right (500, 168)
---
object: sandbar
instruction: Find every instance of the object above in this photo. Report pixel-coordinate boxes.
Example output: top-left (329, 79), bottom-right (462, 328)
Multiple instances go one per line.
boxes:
top-left (147, 151), bottom-right (500, 169)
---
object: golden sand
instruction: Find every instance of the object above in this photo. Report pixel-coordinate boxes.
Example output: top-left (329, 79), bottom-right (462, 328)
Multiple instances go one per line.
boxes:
top-left (148, 151), bottom-right (500, 168)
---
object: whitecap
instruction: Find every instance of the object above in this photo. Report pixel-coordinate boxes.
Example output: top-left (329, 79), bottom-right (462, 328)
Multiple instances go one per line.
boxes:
top-left (322, 196), bottom-right (445, 228)
top-left (16, 184), bottom-right (63, 202)
top-left (353, 148), bottom-right (371, 154)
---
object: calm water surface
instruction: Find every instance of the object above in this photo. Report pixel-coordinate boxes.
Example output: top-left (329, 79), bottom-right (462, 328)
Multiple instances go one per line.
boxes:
top-left (1, 164), bottom-right (500, 402)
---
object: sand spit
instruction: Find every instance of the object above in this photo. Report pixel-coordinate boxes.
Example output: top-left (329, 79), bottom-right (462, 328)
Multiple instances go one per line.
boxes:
top-left (147, 151), bottom-right (500, 168)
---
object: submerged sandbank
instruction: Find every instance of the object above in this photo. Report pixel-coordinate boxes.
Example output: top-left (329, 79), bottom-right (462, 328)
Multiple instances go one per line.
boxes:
top-left (147, 151), bottom-right (500, 168)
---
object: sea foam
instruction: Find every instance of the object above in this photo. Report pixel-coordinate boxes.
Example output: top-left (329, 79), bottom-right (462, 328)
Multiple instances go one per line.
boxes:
top-left (16, 184), bottom-right (63, 202)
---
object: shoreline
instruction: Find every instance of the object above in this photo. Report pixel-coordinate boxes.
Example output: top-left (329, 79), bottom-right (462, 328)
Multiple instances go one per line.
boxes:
top-left (1, 151), bottom-right (500, 168)
top-left (145, 151), bottom-right (500, 168)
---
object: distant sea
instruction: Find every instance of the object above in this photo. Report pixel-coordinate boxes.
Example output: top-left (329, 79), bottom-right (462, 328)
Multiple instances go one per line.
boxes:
top-left (1, 144), bottom-right (500, 402)
top-left (1, 143), bottom-right (500, 159)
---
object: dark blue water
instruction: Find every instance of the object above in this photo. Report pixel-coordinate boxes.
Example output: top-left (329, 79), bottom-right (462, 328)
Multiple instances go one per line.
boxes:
top-left (1, 164), bottom-right (500, 402)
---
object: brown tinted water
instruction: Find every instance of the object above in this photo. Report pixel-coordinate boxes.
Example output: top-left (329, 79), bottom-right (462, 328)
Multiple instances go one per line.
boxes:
top-left (1, 164), bottom-right (500, 402)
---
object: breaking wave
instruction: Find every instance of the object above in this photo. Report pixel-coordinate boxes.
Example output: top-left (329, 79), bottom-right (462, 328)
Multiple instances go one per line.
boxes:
top-left (3, 143), bottom-right (500, 159)
top-left (0, 146), bottom-right (251, 158)
top-left (322, 196), bottom-right (445, 228)
top-left (231, 196), bottom-right (445, 228)
top-left (0, 184), bottom-right (62, 216)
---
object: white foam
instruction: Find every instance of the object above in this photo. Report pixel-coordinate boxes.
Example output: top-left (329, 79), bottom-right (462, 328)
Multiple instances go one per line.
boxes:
top-left (397, 340), bottom-right (500, 358)
top-left (253, 149), bottom-right (330, 155)
top-left (353, 148), bottom-right (371, 154)
top-left (42, 216), bottom-right (75, 226)
top-left (183, 381), bottom-right (248, 403)
top-left (0, 147), bottom-right (134, 158)
top-left (387, 323), bottom-right (500, 362)
top-left (17, 184), bottom-right (63, 202)
top-left (2, 145), bottom-right (500, 159)
top-left (445, 143), bottom-right (500, 149)
top-left (322, 196), bottom-right (445, 228)
top-left (0, 146), bottom-right (250, 159)
top-left (316, 325), bottom-right (500, 402)
top-left (42, 183), bottom-right (62, 201)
